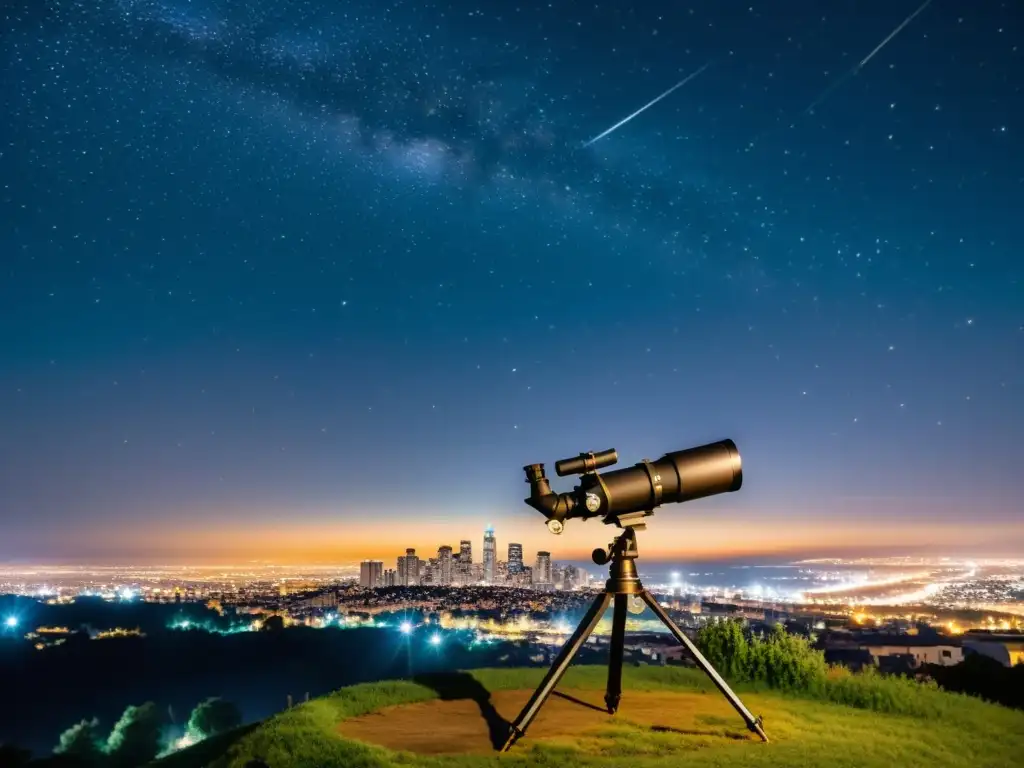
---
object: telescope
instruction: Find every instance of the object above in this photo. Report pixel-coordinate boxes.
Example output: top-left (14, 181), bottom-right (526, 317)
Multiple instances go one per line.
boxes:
top-left (504, 438), bottom-right (768, 752)
top-left (522, 438), bottom-right (742, 534)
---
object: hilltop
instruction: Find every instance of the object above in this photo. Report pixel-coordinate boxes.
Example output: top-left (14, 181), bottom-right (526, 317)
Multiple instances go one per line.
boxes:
top-left (160, 665), bottom-right (1024, 768)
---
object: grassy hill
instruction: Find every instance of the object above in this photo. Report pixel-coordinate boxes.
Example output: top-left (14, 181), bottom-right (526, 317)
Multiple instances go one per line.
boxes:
top-left (160, 665), bottom-right (1024, 768)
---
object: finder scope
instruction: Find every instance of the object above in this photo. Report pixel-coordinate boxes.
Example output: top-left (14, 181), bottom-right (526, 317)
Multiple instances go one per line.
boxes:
top-left (523, 439), bottom-right (741, 532)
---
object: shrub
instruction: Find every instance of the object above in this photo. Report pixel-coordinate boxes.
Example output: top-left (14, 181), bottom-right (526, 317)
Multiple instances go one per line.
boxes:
top-left (693, 620), bottom-right (988, 719)
top-left (53, 718), bottom-right (105, 765)
top-left (187, 698), bottom-right (243, 740)
top-left (696, 620), bottom-right (828, 691)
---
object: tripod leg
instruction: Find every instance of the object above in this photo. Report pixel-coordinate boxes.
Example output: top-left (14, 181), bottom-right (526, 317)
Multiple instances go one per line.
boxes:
top-left (502, 591), bottom-right (612, 752)
top-left (605, 594), bottom-right (628, 713)
top-left (640, 591), bottom-right (769, 743)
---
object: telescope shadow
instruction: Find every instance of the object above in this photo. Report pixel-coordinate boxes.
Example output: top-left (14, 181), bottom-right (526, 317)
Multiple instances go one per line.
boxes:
top-left (551, 692), bottom-right (748, 740)
top-left (552, 690), bottom-right (607, 713)
top-left (411, 672), bottom-right (510, 751)
top-left (650, 723), bottom-right (750, 741)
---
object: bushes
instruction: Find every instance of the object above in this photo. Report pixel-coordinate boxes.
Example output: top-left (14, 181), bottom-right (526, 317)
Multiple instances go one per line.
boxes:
top-left (816, 664), bottom-right (960, 718)
top-left (693, 620), bottom-right (999, 720)
top-left (696, 620), bottom-right (828, 691)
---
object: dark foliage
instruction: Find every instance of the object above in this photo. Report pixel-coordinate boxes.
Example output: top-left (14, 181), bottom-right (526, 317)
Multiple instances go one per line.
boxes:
top-left (104, 703), bottom-right (163, 768)
top-left (52, 720), bottom-right (102, 766)
top-left (187, 698), bottom-right (242, 739)
top-left (0, 598), bottom-right (538, 759)
top-left (695, 619), bottom-right (829, 690)
top-left (924, 654), bottom-right (1024, 709)
top-left (258, 617), bottom-right (284, 633)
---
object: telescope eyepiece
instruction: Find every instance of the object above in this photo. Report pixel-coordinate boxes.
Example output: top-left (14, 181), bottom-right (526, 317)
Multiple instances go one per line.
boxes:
top-left (523, 463), bottom-right (546, 482)
top-left (555, 448), bottom-right (618, 477)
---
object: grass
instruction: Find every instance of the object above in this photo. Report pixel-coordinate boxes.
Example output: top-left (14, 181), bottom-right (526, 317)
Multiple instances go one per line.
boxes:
top-left (159, 665), bottom-right (1024, 768)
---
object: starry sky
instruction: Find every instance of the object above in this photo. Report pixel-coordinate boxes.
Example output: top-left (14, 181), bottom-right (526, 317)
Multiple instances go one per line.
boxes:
top-left (1, 0), bottom-right (1021, 566)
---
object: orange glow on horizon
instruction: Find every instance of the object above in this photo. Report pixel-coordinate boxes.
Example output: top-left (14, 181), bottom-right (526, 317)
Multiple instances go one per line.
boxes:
top-left (49, 509), bottom-right (1024, 565)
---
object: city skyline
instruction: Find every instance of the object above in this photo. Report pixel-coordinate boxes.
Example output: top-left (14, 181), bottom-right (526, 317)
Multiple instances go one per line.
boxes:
top-left (2, 508), bottom-right (1021, 568)
top-left (359, 528), bottom-right (562, 589)
top-left (1, 2), bottom-right (1021, 565)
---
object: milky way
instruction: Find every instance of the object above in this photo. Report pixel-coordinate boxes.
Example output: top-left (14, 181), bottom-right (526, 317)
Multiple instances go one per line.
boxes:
top-left (10, 0), bottom-right (756, 280)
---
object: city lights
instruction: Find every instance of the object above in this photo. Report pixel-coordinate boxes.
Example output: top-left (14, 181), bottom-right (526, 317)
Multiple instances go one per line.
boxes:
top-left (2, 556), bottom-right (1021, 660)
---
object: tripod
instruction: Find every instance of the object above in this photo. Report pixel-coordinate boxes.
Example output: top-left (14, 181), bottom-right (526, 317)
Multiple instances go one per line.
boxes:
top-left (502, 526), bottom-right (769, 751)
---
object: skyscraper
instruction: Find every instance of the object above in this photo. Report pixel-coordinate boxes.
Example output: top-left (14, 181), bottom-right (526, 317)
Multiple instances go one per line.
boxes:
top-left (359, 560), bottom-right (383, 588)
top-left (458, 540), bottom-right (473, 584)
top-left (399, 548), bottom-right (420, 586)
top-left (483, 526), bottom-right (496, 584)
top-left (438, 545), bottom-right (453, 586)
top-left (507, 543), bottom-right (523, 574)
top-left (534, 551), bottom-right (552, 587)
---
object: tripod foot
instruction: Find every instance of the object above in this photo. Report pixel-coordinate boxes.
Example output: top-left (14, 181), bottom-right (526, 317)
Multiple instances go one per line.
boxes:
top-left (501, 725), bottom-right (523, 753)
top-left (750, 715), bottom-right (769, 743)
top-left (604, 692), bottom-right (621, 714)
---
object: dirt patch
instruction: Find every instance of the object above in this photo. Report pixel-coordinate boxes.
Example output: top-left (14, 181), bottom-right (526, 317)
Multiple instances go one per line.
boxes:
top-left (338, 689), bottom-right (754, 755)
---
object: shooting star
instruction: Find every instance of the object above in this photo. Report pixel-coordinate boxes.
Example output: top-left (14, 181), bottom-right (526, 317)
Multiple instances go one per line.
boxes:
top-left (582, 62), bottom-right (711, 148)
top-left (803, 0), bottom-right (934, 115)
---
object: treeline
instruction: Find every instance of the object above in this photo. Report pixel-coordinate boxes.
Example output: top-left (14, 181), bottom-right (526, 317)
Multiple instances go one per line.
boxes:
top-left (0, 698), bottom-right (239, 768)
top-left (1, 622), bottom-right (533, 757)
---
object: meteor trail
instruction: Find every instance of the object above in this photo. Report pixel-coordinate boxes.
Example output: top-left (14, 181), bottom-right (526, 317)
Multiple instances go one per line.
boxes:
top-left (803, 0), bottom-right (934, 115)
top-left (582, 62), bottom-right (711, 148)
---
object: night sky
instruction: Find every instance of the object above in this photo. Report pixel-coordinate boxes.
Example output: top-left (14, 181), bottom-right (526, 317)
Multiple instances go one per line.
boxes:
top-left (1, 1), bottom-right (1021, 565)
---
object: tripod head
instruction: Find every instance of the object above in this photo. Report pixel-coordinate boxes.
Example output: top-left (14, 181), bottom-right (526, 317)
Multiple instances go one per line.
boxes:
top-left (523, 439), bottom-right (742, 535)
top-left (591, 526), bottom-right (645, 596)
top-left (592, 526), bottom-right (640, 566)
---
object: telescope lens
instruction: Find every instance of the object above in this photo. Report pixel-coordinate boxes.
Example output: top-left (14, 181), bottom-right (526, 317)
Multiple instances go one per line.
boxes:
top-left (584, 439), bottom-right (742, 520)
top-left (555, 448), bottom-right (618, 477)
top-left (664, 439), bottom-right (742, 501)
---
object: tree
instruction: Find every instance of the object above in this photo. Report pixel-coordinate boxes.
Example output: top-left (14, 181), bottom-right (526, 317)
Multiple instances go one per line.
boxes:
top-left (104, 703), bottom-right (163, 768)
top-left (186, 698), bottom-right (242, 740)
top-left (260, 615), bottom-right (284, 632)
top-left (53, 718), bottom-right (104, 765)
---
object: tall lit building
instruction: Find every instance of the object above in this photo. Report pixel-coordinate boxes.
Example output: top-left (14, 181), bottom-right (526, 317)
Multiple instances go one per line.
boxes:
top-left (398, 548), bottom-right (420, 586)
top-left (359, 560), bottom-right (383, 588)
top-left (459, 539), bottom-right (472, 581)
top-left (482, 526), bottom-right (496, 584)
top-left (533, 551), bottom-right (552, 587)
top-left (438, 545), bottom-right (453, 586)
top-left (507, 543), bottom-right (524, 574)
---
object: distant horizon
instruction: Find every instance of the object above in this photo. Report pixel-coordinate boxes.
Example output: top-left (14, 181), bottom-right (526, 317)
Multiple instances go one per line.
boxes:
top-left (3, 547), bottom-right (1022, 571)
